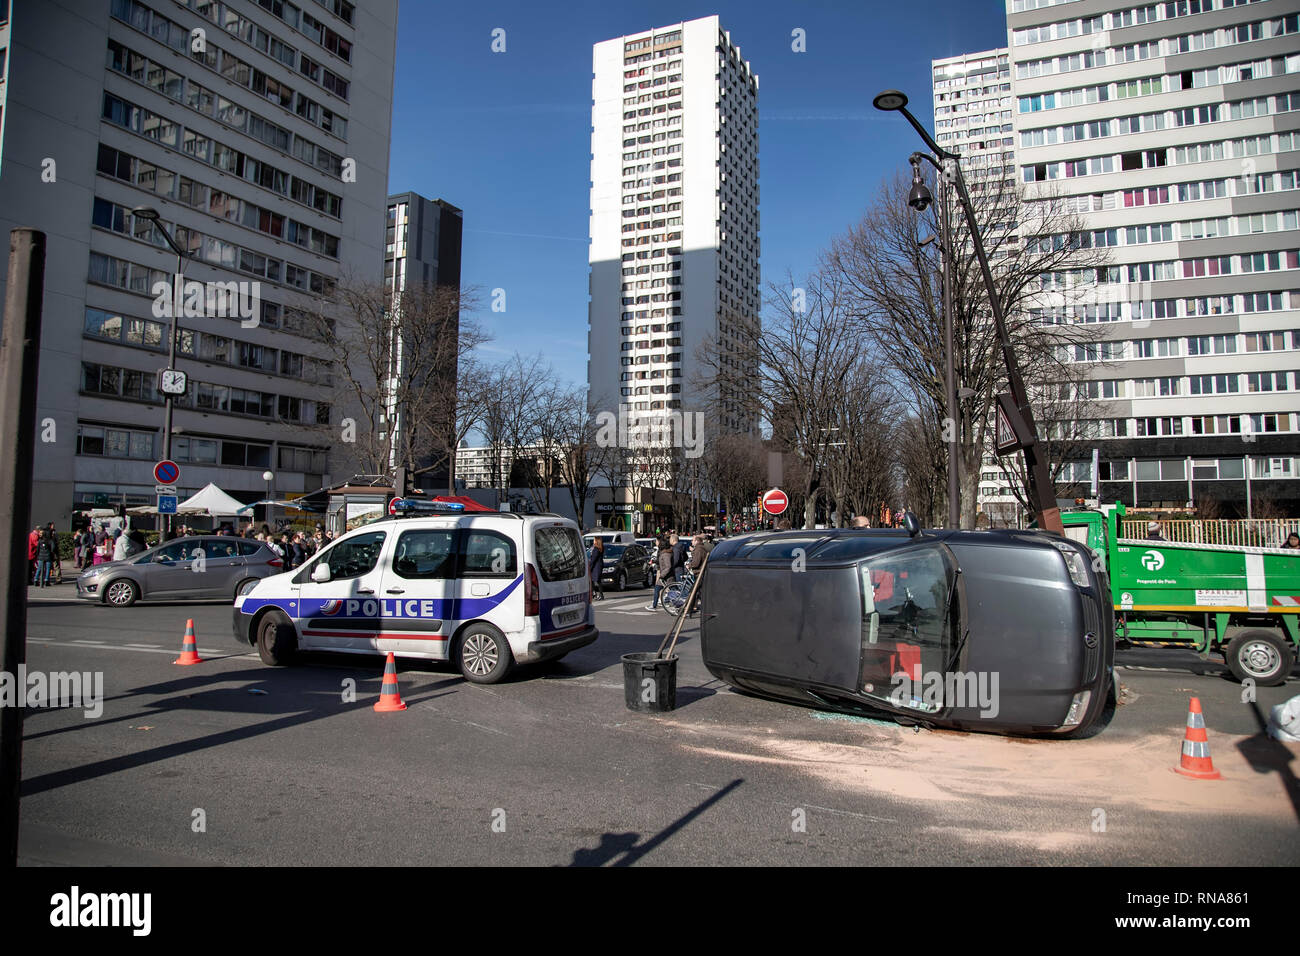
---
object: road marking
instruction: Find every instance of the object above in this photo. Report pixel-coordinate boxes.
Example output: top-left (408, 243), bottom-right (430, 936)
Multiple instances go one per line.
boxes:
top-left (70, 640), bottom-right (105, 645)
top-left (26, 638), bottom-right (251, 660)
top-left (125, 643), bottom-right (163, 648)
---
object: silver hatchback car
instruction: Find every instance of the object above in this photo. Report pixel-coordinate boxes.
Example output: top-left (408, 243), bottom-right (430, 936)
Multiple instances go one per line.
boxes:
top-left (76, 536), bottom-right (285, 607)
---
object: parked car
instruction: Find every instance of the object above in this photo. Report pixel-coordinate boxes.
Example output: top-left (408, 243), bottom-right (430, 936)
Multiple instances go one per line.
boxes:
top-left (699, 521), bottom-right (1116, 738)
top-left (598, 543), bottom-right (655, 590)
top-left (76, 536), bottom-right (284, 607)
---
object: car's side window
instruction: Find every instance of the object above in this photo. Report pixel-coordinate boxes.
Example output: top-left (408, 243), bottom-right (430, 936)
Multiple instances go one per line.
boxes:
top-left (393, 530), bottom-right (457, 580)
top-left (154, 542), bottom-right (189, 563)
top-left (317, 531), bottom-right (386, 581)
top-left (237, 541), bottom-right (261, 557)
top-left (201, 539), bottom-right (239, 560)
top-left (462, 530), bottom-right (517, 578)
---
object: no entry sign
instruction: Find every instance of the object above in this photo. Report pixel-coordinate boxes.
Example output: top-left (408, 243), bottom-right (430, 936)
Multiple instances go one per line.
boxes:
top-left (761, 488), bottom-right (788, 516)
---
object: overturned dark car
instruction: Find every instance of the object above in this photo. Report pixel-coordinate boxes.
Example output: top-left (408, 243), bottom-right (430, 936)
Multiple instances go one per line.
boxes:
top-left (699, 523), bottom-right (1116, 738)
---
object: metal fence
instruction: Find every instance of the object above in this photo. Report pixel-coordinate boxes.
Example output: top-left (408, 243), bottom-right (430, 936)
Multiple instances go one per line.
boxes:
top-left (1122, 518), bottom-right (1300, 549)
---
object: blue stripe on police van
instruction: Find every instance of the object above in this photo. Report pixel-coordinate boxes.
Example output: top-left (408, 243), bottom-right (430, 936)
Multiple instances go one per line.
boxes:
top-left (241, 575), bottom-right (522, 623)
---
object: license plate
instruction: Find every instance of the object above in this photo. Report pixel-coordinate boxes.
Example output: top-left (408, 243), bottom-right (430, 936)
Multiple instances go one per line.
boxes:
top-left (557, 608), bottom-right (582, 625)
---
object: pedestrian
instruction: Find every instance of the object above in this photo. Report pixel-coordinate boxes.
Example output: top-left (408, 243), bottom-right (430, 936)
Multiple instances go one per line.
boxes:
top-left (73, 527), bottom-right (84, 570)
top-left (669, 532), bottom-right (685, 577)
top-left (46, 522), bottom-right (64, 584)
top-left (27, 525), bottom-right (41, 584)
top-left (127, 528), bottom-right (147, 556)
top-left (688, 534), bottom-right (707, 574)
top-left (112, 528), bottom-right (130, 562)
top-left (588, 537), bottom-right (605, 600)
top-left (34, 528), bottom-right (55, 588)
top-left (646, 536), bottom-right (675, 611)
top-left (1282, 532), bottom-right (1300, 550)
top-left (1145, 521), bottom-right (1165, 541)
top-left (851, 515), bottom-right (871, 528)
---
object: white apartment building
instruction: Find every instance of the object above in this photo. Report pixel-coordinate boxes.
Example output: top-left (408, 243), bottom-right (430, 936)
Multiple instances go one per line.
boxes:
top-left (943, 0), bottom-right (1300, 518)
top-left (456, 443), bottom-right (563, 490)
top-left (0, 0), bottom-right (398, 526)
top-left (587, 15), bottom-right (760, 453)
top-left (1009, 0), bottom-right (1300, 516)
top-left (933, 48), bottom-right (1016, 192)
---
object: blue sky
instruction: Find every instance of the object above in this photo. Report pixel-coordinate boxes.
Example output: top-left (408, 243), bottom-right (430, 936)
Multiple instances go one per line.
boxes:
top-left (388, 0), bottom-right (1009, 388)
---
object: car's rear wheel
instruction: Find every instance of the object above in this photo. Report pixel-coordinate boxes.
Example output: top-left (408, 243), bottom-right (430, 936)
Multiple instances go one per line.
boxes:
top-left (615, 571), bottom-right (626, 592)
top-left (256, 610), bottom-right (297, 666)
top-left (1225, 630), bottom-right (1292, 686)
top-left (454, 623), bottom-right (513, 684)
top-left (104, 578), bottom-right (139, 607)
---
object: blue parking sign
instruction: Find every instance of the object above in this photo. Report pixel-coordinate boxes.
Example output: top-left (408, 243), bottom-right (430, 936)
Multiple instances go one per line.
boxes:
top-left (157, 495), bottom-right (178, 514)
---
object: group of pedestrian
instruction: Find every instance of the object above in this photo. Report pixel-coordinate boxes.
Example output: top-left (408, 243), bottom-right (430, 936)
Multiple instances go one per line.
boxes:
top-left (645, 530), bottom-right (713, 611)
top-left (29, 523), bottom-right (61, 587)
top-left (252, 525), bottom-right (330, 570)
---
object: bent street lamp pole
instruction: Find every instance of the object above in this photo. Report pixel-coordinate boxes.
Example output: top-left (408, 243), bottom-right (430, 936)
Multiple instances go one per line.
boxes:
top-left (874, 90), bottom-right (1064, 534)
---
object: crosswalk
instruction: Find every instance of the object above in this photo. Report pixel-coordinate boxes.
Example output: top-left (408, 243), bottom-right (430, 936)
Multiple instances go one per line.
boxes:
top-left (592, 595), bottom-right (663, 617)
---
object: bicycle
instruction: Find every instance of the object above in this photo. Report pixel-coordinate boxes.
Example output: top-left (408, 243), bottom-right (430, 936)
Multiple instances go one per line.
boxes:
top-left (659, 570), bottom-right (696, 617)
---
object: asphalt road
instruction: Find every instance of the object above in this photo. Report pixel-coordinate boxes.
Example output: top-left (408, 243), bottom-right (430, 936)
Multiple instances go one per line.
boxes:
top-left (14, 583), bottom-right (1300, 866)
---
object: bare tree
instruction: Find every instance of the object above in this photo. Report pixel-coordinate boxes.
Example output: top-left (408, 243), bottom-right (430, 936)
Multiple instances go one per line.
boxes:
top-left (291, 277), bottom-right (485, 485)
top-left (824, 170), bottom-right (1111, 526)
top-left (701, 270), bottom-right (878, 529)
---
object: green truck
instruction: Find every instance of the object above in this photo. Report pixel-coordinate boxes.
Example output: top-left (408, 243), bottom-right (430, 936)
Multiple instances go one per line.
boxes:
top-left (1060, 502), bottom-right (1300, 686)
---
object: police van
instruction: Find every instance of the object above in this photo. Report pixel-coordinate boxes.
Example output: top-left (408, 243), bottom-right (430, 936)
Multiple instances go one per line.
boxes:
top-left (233, 500), bottom-right (598, 683)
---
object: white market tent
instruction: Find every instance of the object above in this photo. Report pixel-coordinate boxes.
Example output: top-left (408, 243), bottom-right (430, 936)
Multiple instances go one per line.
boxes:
top-left (177, 482), bottom-right (248, 516)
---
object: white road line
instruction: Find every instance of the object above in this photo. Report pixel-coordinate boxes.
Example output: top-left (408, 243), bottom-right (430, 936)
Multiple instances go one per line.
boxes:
top-left (27, 639), bottom-right (249, 659)
top-left (70, 640), bottom-right (106, 645)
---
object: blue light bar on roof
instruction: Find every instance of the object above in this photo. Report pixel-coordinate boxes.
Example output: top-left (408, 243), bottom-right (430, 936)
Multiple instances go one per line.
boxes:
top-left (391, 498), bottom-right (466, 514)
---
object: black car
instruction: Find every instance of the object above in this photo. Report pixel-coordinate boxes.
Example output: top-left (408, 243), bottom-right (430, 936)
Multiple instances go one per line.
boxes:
top-left (699, 523), bottom-right (1116, 738)
top-left (599, 544), bottom-right (655, 590)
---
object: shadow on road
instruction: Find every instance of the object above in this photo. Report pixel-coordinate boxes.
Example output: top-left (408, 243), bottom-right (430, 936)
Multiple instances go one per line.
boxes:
top-left (1235, 700), bottom-right (1300, 824)
top-left (567, 778), bottom-right (743, 867)
top-left (20, 663), bottom-right (459, 796)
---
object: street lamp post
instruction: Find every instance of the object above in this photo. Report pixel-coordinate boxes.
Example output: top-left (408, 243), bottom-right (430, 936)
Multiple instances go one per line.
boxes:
top-left (873, 90), bottom-right (1064, 535)
top-left (262, 470), bottom-right (275, 528)
top-left (132, 207), bottom-right (187, 539)
top-left (908, 153), bottom-right (960, 529)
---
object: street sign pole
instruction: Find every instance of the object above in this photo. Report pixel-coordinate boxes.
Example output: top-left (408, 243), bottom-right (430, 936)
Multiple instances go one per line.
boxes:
top-left (0, 228), bottom-right (45, 865)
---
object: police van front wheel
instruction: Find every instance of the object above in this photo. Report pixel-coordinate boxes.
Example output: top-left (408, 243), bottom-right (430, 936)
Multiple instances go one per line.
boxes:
top-left (454, 624), bottom-right (513, 684)
top-left (256, 610), bottom-right (297, 666)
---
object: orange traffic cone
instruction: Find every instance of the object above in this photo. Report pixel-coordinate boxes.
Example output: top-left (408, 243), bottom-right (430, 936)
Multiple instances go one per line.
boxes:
top-left (1173, 697), bottom-right (1220, 780)
top-left (373, 652), bottom-right (407, 712)
top-left (173, 619), bottom-right (204, 665)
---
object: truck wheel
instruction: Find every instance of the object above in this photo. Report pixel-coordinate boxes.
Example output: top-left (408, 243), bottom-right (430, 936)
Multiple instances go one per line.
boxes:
top-left (1225, 630), bottom-right (1293, 687)
top-left (454, 623), bottom-right (513, 684)
top-left (256, 610), bottom-right (297, 666)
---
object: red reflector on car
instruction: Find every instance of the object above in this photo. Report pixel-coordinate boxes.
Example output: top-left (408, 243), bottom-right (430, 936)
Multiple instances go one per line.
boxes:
top-left (268, 558), bottom-right (283, 567)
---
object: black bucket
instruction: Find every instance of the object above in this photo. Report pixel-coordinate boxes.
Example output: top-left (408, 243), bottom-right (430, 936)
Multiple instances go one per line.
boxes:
top-left (622, 652), bottom-right (678, 712)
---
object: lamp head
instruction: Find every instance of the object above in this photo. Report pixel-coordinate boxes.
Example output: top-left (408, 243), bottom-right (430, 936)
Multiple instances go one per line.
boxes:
top-left (131, 206), bottom-right (160, 220)
top-left (872, 90), bottom-right (908, 112)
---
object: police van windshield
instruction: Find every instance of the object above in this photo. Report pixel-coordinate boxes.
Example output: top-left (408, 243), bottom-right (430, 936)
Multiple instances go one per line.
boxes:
top-left (536, 527), bottom-right (586, 581)
top-left (309, 530), bottom-right (386, 581)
